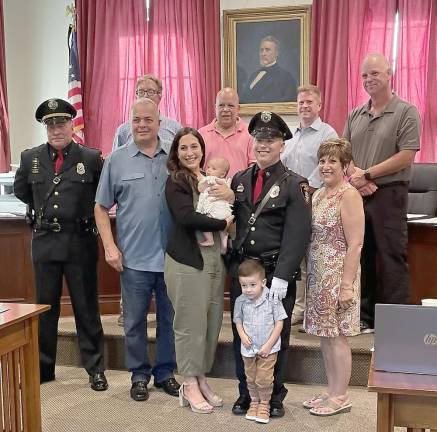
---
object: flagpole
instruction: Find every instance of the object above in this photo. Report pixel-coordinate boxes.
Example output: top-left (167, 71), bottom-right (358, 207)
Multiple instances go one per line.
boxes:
top-left (66, 2), bottom-right (85, 145)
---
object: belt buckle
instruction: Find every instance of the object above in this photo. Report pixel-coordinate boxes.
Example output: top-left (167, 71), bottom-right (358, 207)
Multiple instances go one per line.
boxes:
top-left (52, 222), bottom-right (61, 232)
top-left (53, 176), bottom-right (61, 185)
top-left (248, 216), bottom-right (256, 225)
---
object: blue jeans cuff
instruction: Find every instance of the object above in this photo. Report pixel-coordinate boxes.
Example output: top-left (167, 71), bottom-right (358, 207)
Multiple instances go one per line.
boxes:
top-left (131, 374), bottom-right (150, 384)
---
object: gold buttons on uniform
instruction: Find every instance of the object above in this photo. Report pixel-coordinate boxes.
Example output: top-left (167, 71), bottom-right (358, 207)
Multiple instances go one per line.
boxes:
top-left (53, 218), bottom-right (58, 222)
top-left (53, 204), bottom-right (58, 209)
top-left (251, 227), bottom-right (255, 231)
top-left (54, 191), bottom-right (59, 196)
top-left (250, 240), bottom-right (255, 245)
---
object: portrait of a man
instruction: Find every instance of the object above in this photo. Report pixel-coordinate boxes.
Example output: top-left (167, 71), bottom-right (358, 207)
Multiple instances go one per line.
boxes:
top-left (224, 6), bottom-right (311, 114)
top-left (240, 35), bottom-right (297, 104)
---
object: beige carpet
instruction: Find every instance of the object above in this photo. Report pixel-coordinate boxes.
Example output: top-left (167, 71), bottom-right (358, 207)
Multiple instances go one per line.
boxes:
top-left (40, 366), bottom-right (407, 432)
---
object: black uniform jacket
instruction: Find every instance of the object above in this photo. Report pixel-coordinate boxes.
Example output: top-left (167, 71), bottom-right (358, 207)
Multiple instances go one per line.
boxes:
top-left (231, 161), bottom-right (311, 282)
top-left (14, 141), bottom-right (103, 262)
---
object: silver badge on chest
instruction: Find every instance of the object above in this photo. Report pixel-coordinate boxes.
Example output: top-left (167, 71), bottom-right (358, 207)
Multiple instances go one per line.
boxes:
top-left (236, 183), bottom-right (244, 193)
top-left (76, 162), bottom-right (85, 175)
top-left (270, 185), bottom-right (280, 198)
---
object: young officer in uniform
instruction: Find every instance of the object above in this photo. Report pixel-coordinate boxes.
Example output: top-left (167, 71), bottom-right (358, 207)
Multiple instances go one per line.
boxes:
top-left (229, 111), bottom-right (311, 417)
top-left (14, 98), bottom-right (107, 391)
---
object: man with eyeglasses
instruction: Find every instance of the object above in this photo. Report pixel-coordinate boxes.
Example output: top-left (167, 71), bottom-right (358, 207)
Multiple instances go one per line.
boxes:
top-left (199, 87), bottom-right (255, 180)
top-left (14, 98), bottom-right (108, 392)
top-left (112, 74), bottom-right (182, 150)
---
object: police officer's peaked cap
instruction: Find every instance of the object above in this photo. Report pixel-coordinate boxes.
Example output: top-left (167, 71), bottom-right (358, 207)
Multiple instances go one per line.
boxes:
top-left (248, 111), bottom-right (292, 141)
top-left (35, 98), bottom-right (76, 125)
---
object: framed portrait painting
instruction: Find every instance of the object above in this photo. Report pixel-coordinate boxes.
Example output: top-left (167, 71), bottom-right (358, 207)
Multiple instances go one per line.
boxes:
top-left (224, 6), bottom-right (311, 115)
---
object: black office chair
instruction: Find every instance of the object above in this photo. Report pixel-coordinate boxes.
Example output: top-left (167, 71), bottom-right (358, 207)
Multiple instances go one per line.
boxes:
top-left (408, 163), bottom-right (437, 216)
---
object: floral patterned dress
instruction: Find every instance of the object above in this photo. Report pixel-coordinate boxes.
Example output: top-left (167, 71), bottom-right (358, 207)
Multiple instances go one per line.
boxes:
top-left (304, 182), bottom-right (360, 337)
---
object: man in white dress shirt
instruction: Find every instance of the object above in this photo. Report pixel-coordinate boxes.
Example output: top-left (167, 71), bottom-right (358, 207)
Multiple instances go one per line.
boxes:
top-left (281, 85), bottom-right (338, 325)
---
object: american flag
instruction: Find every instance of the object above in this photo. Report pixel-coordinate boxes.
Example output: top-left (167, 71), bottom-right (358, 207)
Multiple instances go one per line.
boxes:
top-left (68, 25), bottom-right (85, 144)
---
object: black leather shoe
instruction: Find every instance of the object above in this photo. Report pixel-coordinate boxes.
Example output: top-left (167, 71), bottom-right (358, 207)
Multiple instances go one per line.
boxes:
top-left (154, 377), bottom-right (180, 397)
top-left (232, 394), bottom-right (251, 415)
top-left (130, 381), bottom-right (149, 401)
top-left (89, 372), bottom-right (108, 391)
top-left (270, 399), bottom-right (285, 417)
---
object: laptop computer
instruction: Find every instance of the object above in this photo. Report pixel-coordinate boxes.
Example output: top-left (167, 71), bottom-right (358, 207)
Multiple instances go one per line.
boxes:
top-left (374, 303), bottom-right (437, 375)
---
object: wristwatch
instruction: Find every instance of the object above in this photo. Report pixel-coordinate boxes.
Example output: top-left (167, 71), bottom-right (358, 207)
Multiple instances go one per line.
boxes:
top-left (364, 169), bottom-right (372, 181)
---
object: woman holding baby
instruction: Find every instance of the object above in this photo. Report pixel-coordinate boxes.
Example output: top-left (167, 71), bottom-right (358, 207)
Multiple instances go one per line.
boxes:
top-left (164, 127), bottom-right (234, 414)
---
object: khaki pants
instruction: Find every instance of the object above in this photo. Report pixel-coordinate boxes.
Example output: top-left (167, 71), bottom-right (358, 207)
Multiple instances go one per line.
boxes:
top-left (164, 239), bottom-right (225, 376)
top-left (243, 352), bottom-right (278, 402)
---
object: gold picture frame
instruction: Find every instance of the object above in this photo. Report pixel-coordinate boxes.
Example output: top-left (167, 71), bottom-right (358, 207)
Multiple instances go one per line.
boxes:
top-left (224, 6), bottom-right (311, 115)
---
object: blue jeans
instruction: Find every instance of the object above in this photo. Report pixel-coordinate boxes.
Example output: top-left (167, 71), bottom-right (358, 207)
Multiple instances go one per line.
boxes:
top-left (121, 267), bottom-right (176, 383)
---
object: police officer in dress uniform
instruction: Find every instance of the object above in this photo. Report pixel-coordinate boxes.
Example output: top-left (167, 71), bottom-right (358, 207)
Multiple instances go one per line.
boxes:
top-left (13, 98), bottom-right (108, 391)
top-left (229, 111), bottom-right (311, 417)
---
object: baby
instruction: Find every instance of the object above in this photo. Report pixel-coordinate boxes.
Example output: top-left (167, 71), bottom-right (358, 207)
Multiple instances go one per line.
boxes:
top-left (196, 157), bottom-right (233, 254)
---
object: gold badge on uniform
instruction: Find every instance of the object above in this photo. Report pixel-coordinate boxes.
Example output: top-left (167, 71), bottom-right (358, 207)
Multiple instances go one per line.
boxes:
top-left (76, 162), bottom-right (85, 175)
top-left (47, 99), bottom-right (58, 110)
top-left (236, 183), bottom-right (244, 192)
top-left (270, 185), bottom-right (280, 198)
top-left (300, 183), bottom-right (311, 205)
top-left (31, 157), bottom-right (39, 174)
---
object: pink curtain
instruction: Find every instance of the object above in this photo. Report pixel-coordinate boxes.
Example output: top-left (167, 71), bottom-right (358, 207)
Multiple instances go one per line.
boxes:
top-left (310, 0), bottom-right (396, 135)
top-left (347, 0), bottom-right (396, 110)
top-left (147, 0), bottom-right (220, 128)
top-left (77, 0), bottom-right (220, 155)
top-left (394, 0), bottom-right (437, 162)
top-left (310, 0), bottom-right (349, 135)
top-left (77, 0), bottom-right (147, 155)
top-left (0, 0), bottom-right (11, 173)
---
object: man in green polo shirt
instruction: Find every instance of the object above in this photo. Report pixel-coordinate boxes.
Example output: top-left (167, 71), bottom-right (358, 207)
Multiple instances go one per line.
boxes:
top-left (343, 53), bottom-right (420, 333)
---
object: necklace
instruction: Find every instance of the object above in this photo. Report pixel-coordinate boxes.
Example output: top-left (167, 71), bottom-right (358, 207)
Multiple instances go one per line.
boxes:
top-left (322, 181), bottom-right (345, 200)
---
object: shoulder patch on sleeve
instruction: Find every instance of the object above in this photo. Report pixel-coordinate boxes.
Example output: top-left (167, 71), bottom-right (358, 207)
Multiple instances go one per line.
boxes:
top-left (300, 182), bottom-right (311, 205)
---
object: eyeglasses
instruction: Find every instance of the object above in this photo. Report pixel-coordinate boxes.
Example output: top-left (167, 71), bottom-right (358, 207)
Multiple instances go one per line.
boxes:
top-left (135, 89), bottom-right (161, 98)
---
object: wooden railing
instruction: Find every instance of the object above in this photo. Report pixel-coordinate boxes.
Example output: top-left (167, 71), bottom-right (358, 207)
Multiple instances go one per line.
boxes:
top-left (0, 303), bottom-right (49, 432)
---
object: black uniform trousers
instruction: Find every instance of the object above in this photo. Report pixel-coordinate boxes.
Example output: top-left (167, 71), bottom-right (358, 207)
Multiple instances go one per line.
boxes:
top-left (34, 249), bottom-right (104, 380)
top-left (360, 183), bottom-right (410, 328)
top-left (230, 271), bottom-right (295, 401)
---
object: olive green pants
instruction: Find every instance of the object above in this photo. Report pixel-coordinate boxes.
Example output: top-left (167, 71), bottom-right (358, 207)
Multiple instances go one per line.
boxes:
top-left (164, 240), bottom-right (225, 376)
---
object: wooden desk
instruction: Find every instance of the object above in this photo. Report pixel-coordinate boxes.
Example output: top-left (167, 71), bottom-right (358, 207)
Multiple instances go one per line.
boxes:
top-left (0, 303), bottom-right (50, 432)
top-left (407, 221), bottom-right (437, 304)
top-left (0, 217), bottom-right (121, 315)
top-left (368, 354), bottom-right (437, 432)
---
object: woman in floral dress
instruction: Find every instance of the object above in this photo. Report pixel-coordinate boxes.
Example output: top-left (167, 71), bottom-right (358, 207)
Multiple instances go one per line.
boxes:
top-left (303, 139), bottom-right (364, 416)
